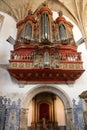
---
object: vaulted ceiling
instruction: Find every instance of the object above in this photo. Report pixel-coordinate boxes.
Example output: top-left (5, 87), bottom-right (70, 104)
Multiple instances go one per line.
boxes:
top-left (0, 0), bottom-right (87, 48)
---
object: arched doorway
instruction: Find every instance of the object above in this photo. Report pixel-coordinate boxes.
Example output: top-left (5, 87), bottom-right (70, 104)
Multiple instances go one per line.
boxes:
top-left (30, 92), bottom-right (66, 130)
top-left (20, 86), bottom-right (75, 130)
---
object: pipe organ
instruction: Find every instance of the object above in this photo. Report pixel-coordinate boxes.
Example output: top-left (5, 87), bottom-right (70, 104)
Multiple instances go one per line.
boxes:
top-left (8, 2), bottom-right (84, 84)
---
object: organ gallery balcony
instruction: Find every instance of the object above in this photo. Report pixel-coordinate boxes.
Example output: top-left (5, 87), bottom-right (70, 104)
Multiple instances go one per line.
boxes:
top-left (8, 43), bottom-right (84, 83)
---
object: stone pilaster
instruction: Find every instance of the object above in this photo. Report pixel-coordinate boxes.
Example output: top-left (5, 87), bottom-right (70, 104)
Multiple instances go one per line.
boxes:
top-left (65, 108), bottom-right (75, 130)
top-left (83, 111), bottom-right (87, 129)
top-left (20, 108), bottom-right (29, 130)
top-left (31, 98), bottom-right (36, 130)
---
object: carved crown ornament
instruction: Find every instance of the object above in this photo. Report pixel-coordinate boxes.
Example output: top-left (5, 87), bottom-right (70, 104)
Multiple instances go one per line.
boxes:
top-left (79, 91), bottom-right (87, 99)
top-left (7, 3), bottom-right (85, 84)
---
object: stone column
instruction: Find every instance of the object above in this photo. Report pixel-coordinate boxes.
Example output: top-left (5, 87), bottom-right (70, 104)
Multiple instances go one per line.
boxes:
top-left (34, 97), bottom-right (36, 122)
top-left (83, 111), bottom-right (87, 129)
top-left (52, 96), bottom-right (55, 122)
top-left (31, 98), bottom-right (36, 130)
top-left (65, 107), bottom-right (75, 130)
top-left (52, 96), bottom-right (58, 130)
top-left (82, 99), bottom-right (87, 129)
top-left (20, 108), bottom-right (29, 130)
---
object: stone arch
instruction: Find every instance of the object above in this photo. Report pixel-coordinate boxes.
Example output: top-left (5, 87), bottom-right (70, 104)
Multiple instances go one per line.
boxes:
top-left (21, 85), bottom-right (72, 108)
top-left (20, 85), bottom-right (75, 130)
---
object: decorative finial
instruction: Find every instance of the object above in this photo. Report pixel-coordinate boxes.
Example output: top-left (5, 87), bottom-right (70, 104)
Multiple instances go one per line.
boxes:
top-left (58, 10), bottom-right (63, 17)
top-left (28, 9), bottom-right (32, 15)
top-left (42, 1), bottom-right (48, 6)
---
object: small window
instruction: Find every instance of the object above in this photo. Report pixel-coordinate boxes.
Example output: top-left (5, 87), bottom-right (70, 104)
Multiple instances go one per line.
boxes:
top-left (44, 52), bottom-right (50, 65)
top-left (17, 29), bottom-right (22, 42)
top-left (59, 24), bottom-right (66, 40)
top-left (24, 23), bottom-right (32, 40)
